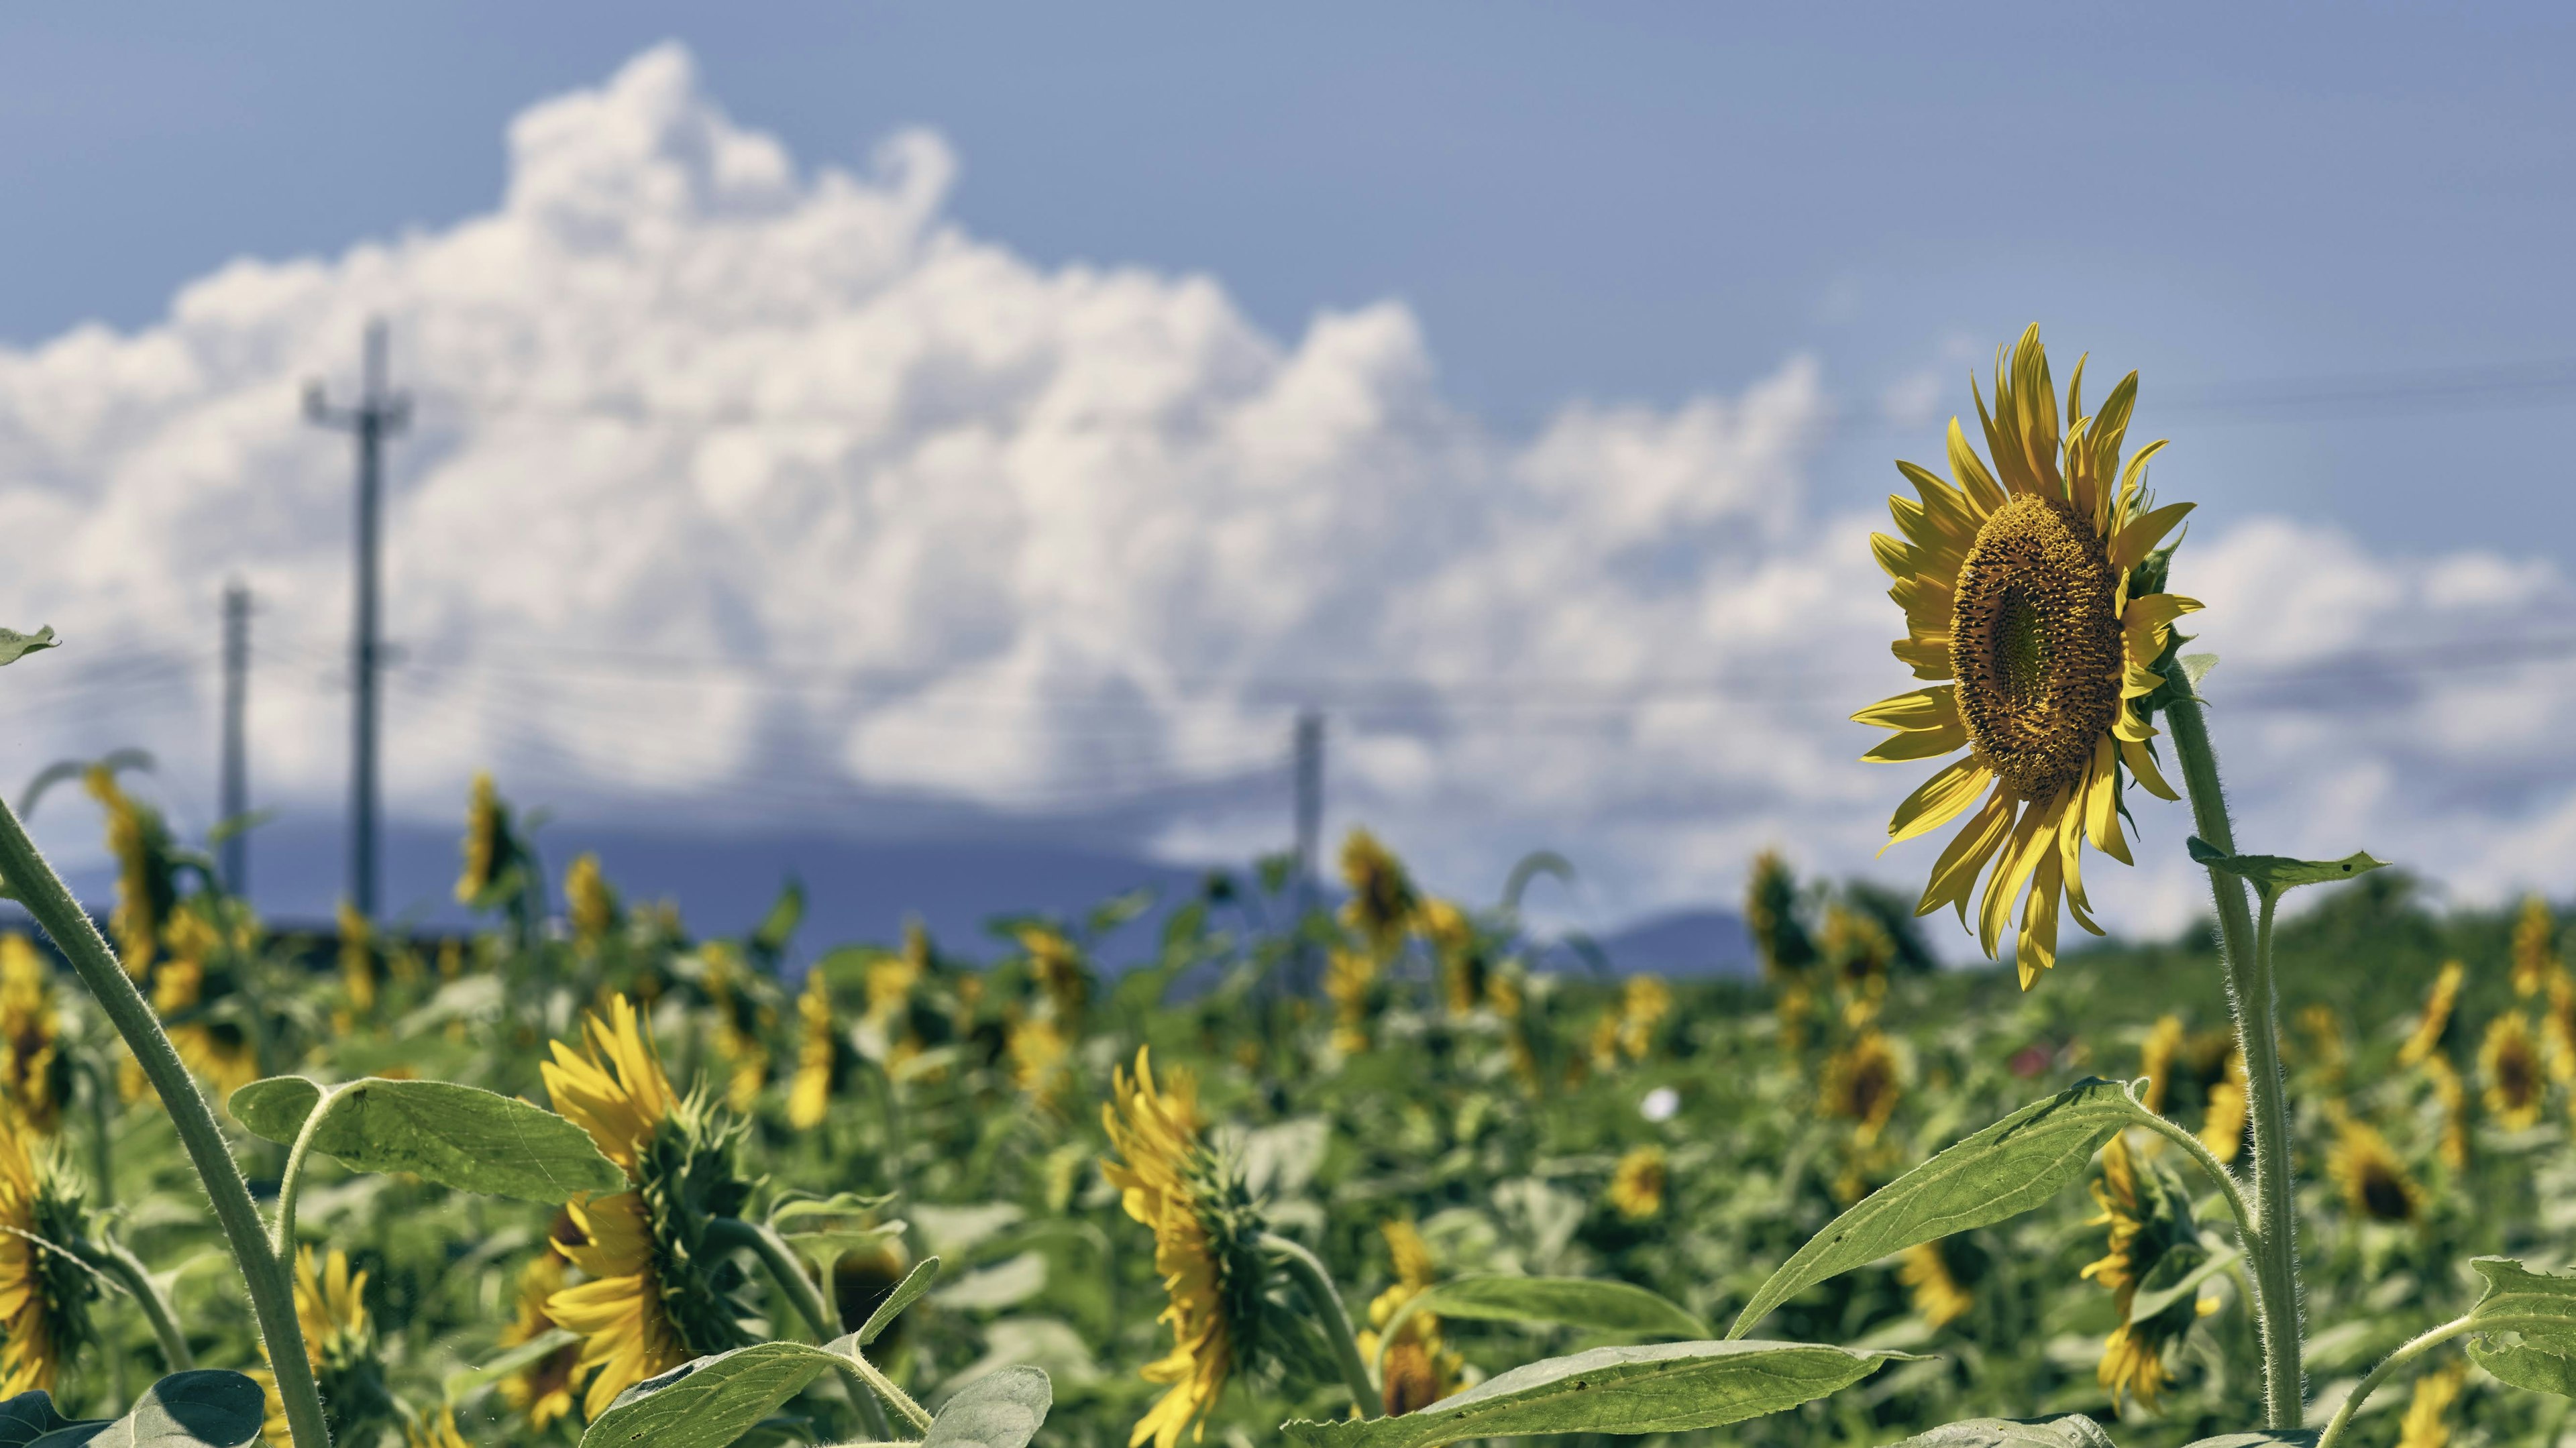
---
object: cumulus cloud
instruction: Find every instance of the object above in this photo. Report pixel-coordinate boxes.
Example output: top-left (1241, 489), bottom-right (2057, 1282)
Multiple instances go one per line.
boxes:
top-left (0, 42), bottom-right (2568, 944)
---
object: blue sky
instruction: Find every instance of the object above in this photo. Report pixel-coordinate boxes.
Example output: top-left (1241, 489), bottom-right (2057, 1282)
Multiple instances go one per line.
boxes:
top-left (4, 8), bottom-right (2575, 948)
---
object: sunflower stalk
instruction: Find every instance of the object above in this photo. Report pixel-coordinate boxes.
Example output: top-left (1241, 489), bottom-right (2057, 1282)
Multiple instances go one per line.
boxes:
top-left (2165, 691), bottom-right (2302, 1429)
top-left (85, 1234), bottom-right (193, 1370)
top-left (0, 793), bottom-right (333, 1448)
top-left (1260, 1231), bottom-right (1379, 1418)
top-left (272, 1080), bottom-right (352, 1260)
top-left (2313, 1315), bottom-right (2474, 1448)
top-left (708, 1213), bottom-right (934, 1434)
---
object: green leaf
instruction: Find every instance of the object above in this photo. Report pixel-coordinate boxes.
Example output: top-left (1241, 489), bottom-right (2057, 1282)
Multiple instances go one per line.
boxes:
top-left (921, 1366), bottom-right (1053, 1448)
top-left (1890, 1417), bottom-right (2118, 1448)
top-left (2465, 1257), bottom-right (2576, 1396)
top-left (2179, 1435), bottom-right (2316, 1447)
top-left (227, 1076), bottom-right (625, 1203)
top-left (0, 629), bottom-right (58, 669)
top-left (2184, 838), bottom-right (2387, 894)
top-left (0, 1393), bottom-right (80, 1448)
top-left (25, 1372), bottom-right (264, 1447)
top-left (579, 1343), bottom-right (849, 1448)
top-left (854, 1257), bottom-right (941, 1348)
top-left (1731, 1079), bottom-right (2147, 1337)
top-left (1375, 1276), bottom-right (1709, 1370)
top-left (2125, 1243), bottom-right (2239, 1323)
top-left (1279, 1341), bottom-right (1907, 1448)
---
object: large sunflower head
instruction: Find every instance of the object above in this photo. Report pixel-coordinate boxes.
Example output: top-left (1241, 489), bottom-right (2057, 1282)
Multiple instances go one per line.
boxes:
top-left (2328, 1119), bottom-right (2425, 1224)
top-left (542, 996), bottom-right (759, 1420)
top-left (0, 1111), bottom-right (95, 1395)
top-left (1860, 325), bottom-right (2202, 988)
top-left (0, 937), bottom-right (66, 1137)
top-left (1101, 1048), bottom-right (1271, 1448)
top-left (2081, 1135), bottom-right (2212, 1411)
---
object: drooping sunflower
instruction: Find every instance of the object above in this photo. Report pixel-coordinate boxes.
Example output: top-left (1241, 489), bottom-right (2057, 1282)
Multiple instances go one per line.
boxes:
top-left (1339, 829), bottom-right (1421, 958)
top-left (1358, 1219), bottom-right (1464, 1416)
top-left (0, 938), bottom-right (65, 1136)
top-left (84, 763), bottom-right (175, 979)
top-left (497, 1247), bottom-right (580, 1430)
top-left (1102, 1048), bottom-right (1269, 1448)
top-left (543, 995), bottom-right (757, 1421)
top-left (1821, 1030), bottom-right (1903, 1145)
top-left (1860, 326), bottom-right (2201, 987)
top-left (455, 771), bottom-right (506, 905)
top-left (2481, 1011), bottom-right (2546, 1130)
top-left (1606, 1144), bottom-right (1668, 1221)
top-left (254, 1247), bottom-right (393, 1446)
top-left (566, 852), bottom-right (619, 949)
top-left (2082, 1135), bottom-right (2213, 1411)
top-left (2326, 1120), bottom-right (2424, 1225)
top-left (0, 1107), bottom-right (93, 1394)
top-left (1897, 1239), bottom-right (1975, 1329)
top-left (2400, 962), bottom-right (2466, 1068)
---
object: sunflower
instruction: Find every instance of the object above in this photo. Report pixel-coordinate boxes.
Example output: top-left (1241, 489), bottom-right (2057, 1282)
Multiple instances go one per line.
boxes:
top-left (1822, 905), bottom-right (1894, 1025)
top-left (543, 995), bottom-right (757, 1421)
top-left (1615, 977), bottom-right (1672, 1062)
top-left (335, 899), bottom-right (376, 1017)
top-left (1021, 926), bottom-right (1089, 1025)
top-left (1606, 1145), bottom-right (1667, 1221)
top-left (403, 1407), bottom-right (471, 1448)
top-left (1821, 1030), bottom-right (1903, 1144)
top-left (0, 938), bottom-right (64, 1135)
top-left (2400, 962), bottom-right (2465, 1068)
top-left (2138, 1014), bottom-right (2184, 1115)
top-left (2396, 1363), bottom-right (2465, 1448)
top-left (1420, 899), bottom-right (1491, 1013)
top-left (1102, 1048), bottom-right (1269, 1448)
top-left (497, 1249), bottom-right (579, 1431)
top-left (1008, 1015), bottom-right (1071, 1107)
top-left (1859, 327), bottom-right (2200, 987)
top-left (2326, 1120), bottom-right (2424, 1224)
top-left (1897, 1239), bottom-right (1974, 1329)
top-left (254, 1247), bottom-right (392, 1446)
top-left (2082, 1136), bottom-right (2212, 1411)
top-left (2200, 1048), bottom-right (2248, 1164)
top-left (2424, 1055), bottom-right (2471, 1172)
top-left (700, 946), bottom-right (771, 1115)
top-left (84, 763), bottom-right (174, 978)
top-left (788, 970), bottom-right (839, 1131)
top-left (1358, 1220), bottom-right (1464, 1416)
top-left (1324, 948), bottom-right (1381, 1055)
top-left (0, 1107), bottom-right (93, 1394)
top-left (455, 771), bottom-right (505, 904)
top-left (566, 852), bottom-right (619, 948)
top-left (2481, 1011), bottom-right (2546, 1130)
top-left (2514, 896), bottom-right (2558, 999)
top-left (1339, 829), bottom-right (1421, 958)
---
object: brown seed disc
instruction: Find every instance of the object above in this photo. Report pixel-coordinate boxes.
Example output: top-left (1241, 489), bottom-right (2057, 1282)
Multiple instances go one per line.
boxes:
top-left (1947, 494), bottom-right (2125, 800)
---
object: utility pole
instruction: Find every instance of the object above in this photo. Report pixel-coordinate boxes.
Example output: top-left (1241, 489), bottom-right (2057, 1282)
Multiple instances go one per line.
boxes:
top-left (1290, 708), bottom-right (1324, 992)
top-left (219, 582), bottom-right (250, 896)
top-left (304, 319), bottom-right (409, 917)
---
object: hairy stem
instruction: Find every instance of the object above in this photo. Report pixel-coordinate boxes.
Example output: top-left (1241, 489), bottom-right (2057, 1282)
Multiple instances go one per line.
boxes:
top-left (0, 797), bottom-right (332, 1447)
top-left (87, 1236), bottom-right (194, 1371)
top-left (711, 1215), bottom-right (936, 1435)
top-left (2166, 693), bottom-right (2302, 1429)
top-left (1263, 1232), bottom-right (1379, 1418)
top-left (2314, 1316), bottom-right (2474, 1448)
top-left (272, 1082), bottom-right (350, 1262)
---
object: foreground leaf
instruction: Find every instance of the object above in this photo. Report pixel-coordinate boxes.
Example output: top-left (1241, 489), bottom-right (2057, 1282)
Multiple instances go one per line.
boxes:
top-left (1731, 1079), bottom-right (2145, 1337)
top-left (922, 1366), bottom-right (1053, 1448)
top-left (0, 628), bottom-right (58, 669)
top-left (2180, 1435), bottom-right (2316, 1446)
top-left (581, 1343), bottom-right (849, 1448)
top-left (26, 1372), bottom-right (264, 1447)
top-left (0, 1393), bottom-right (78, 1448)
top-left (1375, 1275), bottom-right (1708, 1367)
top-left (1892, 1417), bottom-right (2117, 1448)
top-left (2465, 1256), bottom-right (2576, 1395)
top-left (1280, 1341), bottom-right (1907, 1447)
top-left (229, 1076), bottom-right (625, 1203)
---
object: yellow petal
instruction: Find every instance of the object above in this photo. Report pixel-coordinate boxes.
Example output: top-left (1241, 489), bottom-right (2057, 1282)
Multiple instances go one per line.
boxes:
top-left (2123, 738), bottom-right (2180, 801)
top-left (2084, 734), bottom-right (2133, 866)
top-left (1979, 791), bottom-right (2059, 960)
top-left (1886, 755), bottom-right (1994, 850)
top-left (1863, 717), bottom-right (1970, 763)
top-left (1945, 418), bottom-right (2006, 514)
top-left (1917, 785), bottom-right (2013, 925)
top-left (1853, 685), bottom-right (1959, 732)
top-left (2122, 664), bottom-right (2166, 700)
top-left (1893, 636), bottom-right (1954, 681)
top-left (1870, 532), bottom-right (1917, 579)
top-left (1894, 460), bottom-right (1982, 551)
top-left (2123, 593), bottom-right (2204, 668)
top-left (2017, 846), bottom-right (2064, 989)
top-left (2111, 500), bottom-right (2195, 572)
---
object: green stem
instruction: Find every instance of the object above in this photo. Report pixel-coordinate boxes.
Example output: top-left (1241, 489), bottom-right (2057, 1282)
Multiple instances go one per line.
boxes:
top-left (0, 796), bottom-right (333, 1448)
top-left (87, 1236), bottom-right (194, 1370)
top-left (710, 1215), bottom-right (936, 1435)
top-left (2314, 1315), bottom-right (2473, 1448)
top-left (2166, 693), bottom-right (2302, 1430)
top-left (2131, 1108), bottom-right (2257, 1243)
top-left (83, 1057), bottom-right (115, 1211)
top-left (1263, 1232), bottom-right (1378, 1418)
top-left (272, 1082), bottom-right (350, 1262)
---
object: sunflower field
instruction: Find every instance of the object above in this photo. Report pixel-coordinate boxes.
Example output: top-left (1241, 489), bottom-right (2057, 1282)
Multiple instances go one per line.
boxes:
top-left (0, 329), bottom-right (2569, 1448)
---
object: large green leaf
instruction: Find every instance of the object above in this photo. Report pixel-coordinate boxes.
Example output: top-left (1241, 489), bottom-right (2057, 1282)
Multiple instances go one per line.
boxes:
top-left (1279, 1341), bottom-right (1907, 1447)
top-left (580, 1343), bottom-right (848, 1448)
top-left (1374, 1275), bottom-right (1708, 1368)
top-left (2184, 838), bottom-right (2386, 894)
top-left (0, 1394), bottom-right (78, 1448)
top-left (1890, 1417), bottom-right (2117, 1448)
top-left (1731, 1079), bottom-right (2146, 1337)
top-left (2465, 1256), bottom-right (2576, 1395)
top-left (229, 1076), bottom-right (625, 1204)
top-left (25, 1372), bottom-right (263, 1447)
top-left (922, 1366), bottom-right (1053, 1448)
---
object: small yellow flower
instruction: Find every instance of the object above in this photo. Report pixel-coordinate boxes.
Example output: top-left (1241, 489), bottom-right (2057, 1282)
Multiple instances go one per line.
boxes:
top-left (0, 938), bottom-right (64, 1135)
top-left (1607, 1145), bottom-right (1667, 1221)
top-left (1897, 1240), bottom-right (1974, 1329)
top-left (497, 1249), bottom-right (579, 1430)
top-left (1021, 926), bottom-right (1088, 1025)
top-left (85, 763), bottom-right (170, 978)
top-left (1616, 977), bottom-right (1671, 1062)
top-left (2400, 962), bottom-right (2465, 1068)
top-left (2138, 1015), bottom-right (2184, 1115)
top-left (2326, 1120), bottom-right (2424, 1224)
top-left (1324, 948), bottom-right (1380, 1054)
top-left (1746, 850), bottom-right (1816, 980)
top-left (788, 972), bottom-right (837, 1130)
top-left (1420, 899), bottom-right (1487, 1013)
top-left (2200, 1048), bottom-right (2248, 1164)
top-left (1360, 1220), bottom-right (1463, 1416)
top-left (2514, 896), bottom-right (2558, 999)
top-left (1102, 1048), bottom-right (1267, 1448)
top-left (1821, 1030), bottom-right (1902, 1144)
top-left (2481, 1011), bottom-right (2546, 1130)
top-left (566, 852), bottom-right (618, 947)
top-left (336, 899), bottom-right (376, 1016)
top-left (2396, 1362), bottom-right (2465, 1448)
top-left (456, 771), bottom-right (503, 904)
top-left (2424, 1056), bottom-right (2471, 1171)
top-left (404, 1407), bottom-right (470, 1448)
top-left (1859, 327), bottom-right (2200, 987)
top-left (1008, 1015), bottom-right (1070, 1107)
top-left (1338, 829), bottom-right (1421, 957)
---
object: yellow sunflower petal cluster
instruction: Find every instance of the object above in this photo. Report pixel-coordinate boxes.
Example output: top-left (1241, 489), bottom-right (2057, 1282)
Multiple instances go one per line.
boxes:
top-left (1606, 1144), bottom-right (1667, 1221)
top-left (1102, 1048), bottom-right (1261, 1448)
top-left (0, 938), bottom-right (63, 1136)
top-left (1358, 1219), bottom-right (1464, 1415)
top-left (1324, 948), bottom-right (1380, 1055)
top-left (2400, 961), bottom-right (2465, 1067)
top-left (1821, 1030), bottom-right (1902, 1146)
top-left (255, 1247), bottom-right (377, 1445)
top-left (2514, 895), bottom-right (2559, 998)
top-left (403, 1408), bottom-right (471, 1448)
top-left (1897, 1239), bottom-right (1974, 1329)
top-left (2082, 1136), bottom-right (2213, 1410)
top-left (788, 970), bottom-right (837, 1131)
top-left (2326, 1119), bottom-right (2424, 1224)
top-left (1339, 829), bottom-right (1421, 958)
top-left (566, 852), bottom-right (619, 948)
top-left (2481, 1010), bottom-right (2546, 1130)
top-left (541, 995), bottom-right (693, 1419)
top-left (498, 1247), bottom-right (580, 1429)
top-left (85, 763), bottom-right (170, 978)
top-left (1860, 326), bottom-right (2201, 987)
top-left (0, 1109), bottom-right (86, 1394)
top-left (2395, 1361), bottom-right (2466, 1448)
top-left (455, 771), bottom-right (503, 903)
top-left (2138, 1014), bottom-right (2184, 1115)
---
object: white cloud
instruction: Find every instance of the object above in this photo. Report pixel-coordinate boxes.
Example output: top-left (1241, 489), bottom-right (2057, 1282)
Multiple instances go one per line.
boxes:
top-left (0, 42), bottom-right (2570, 948)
